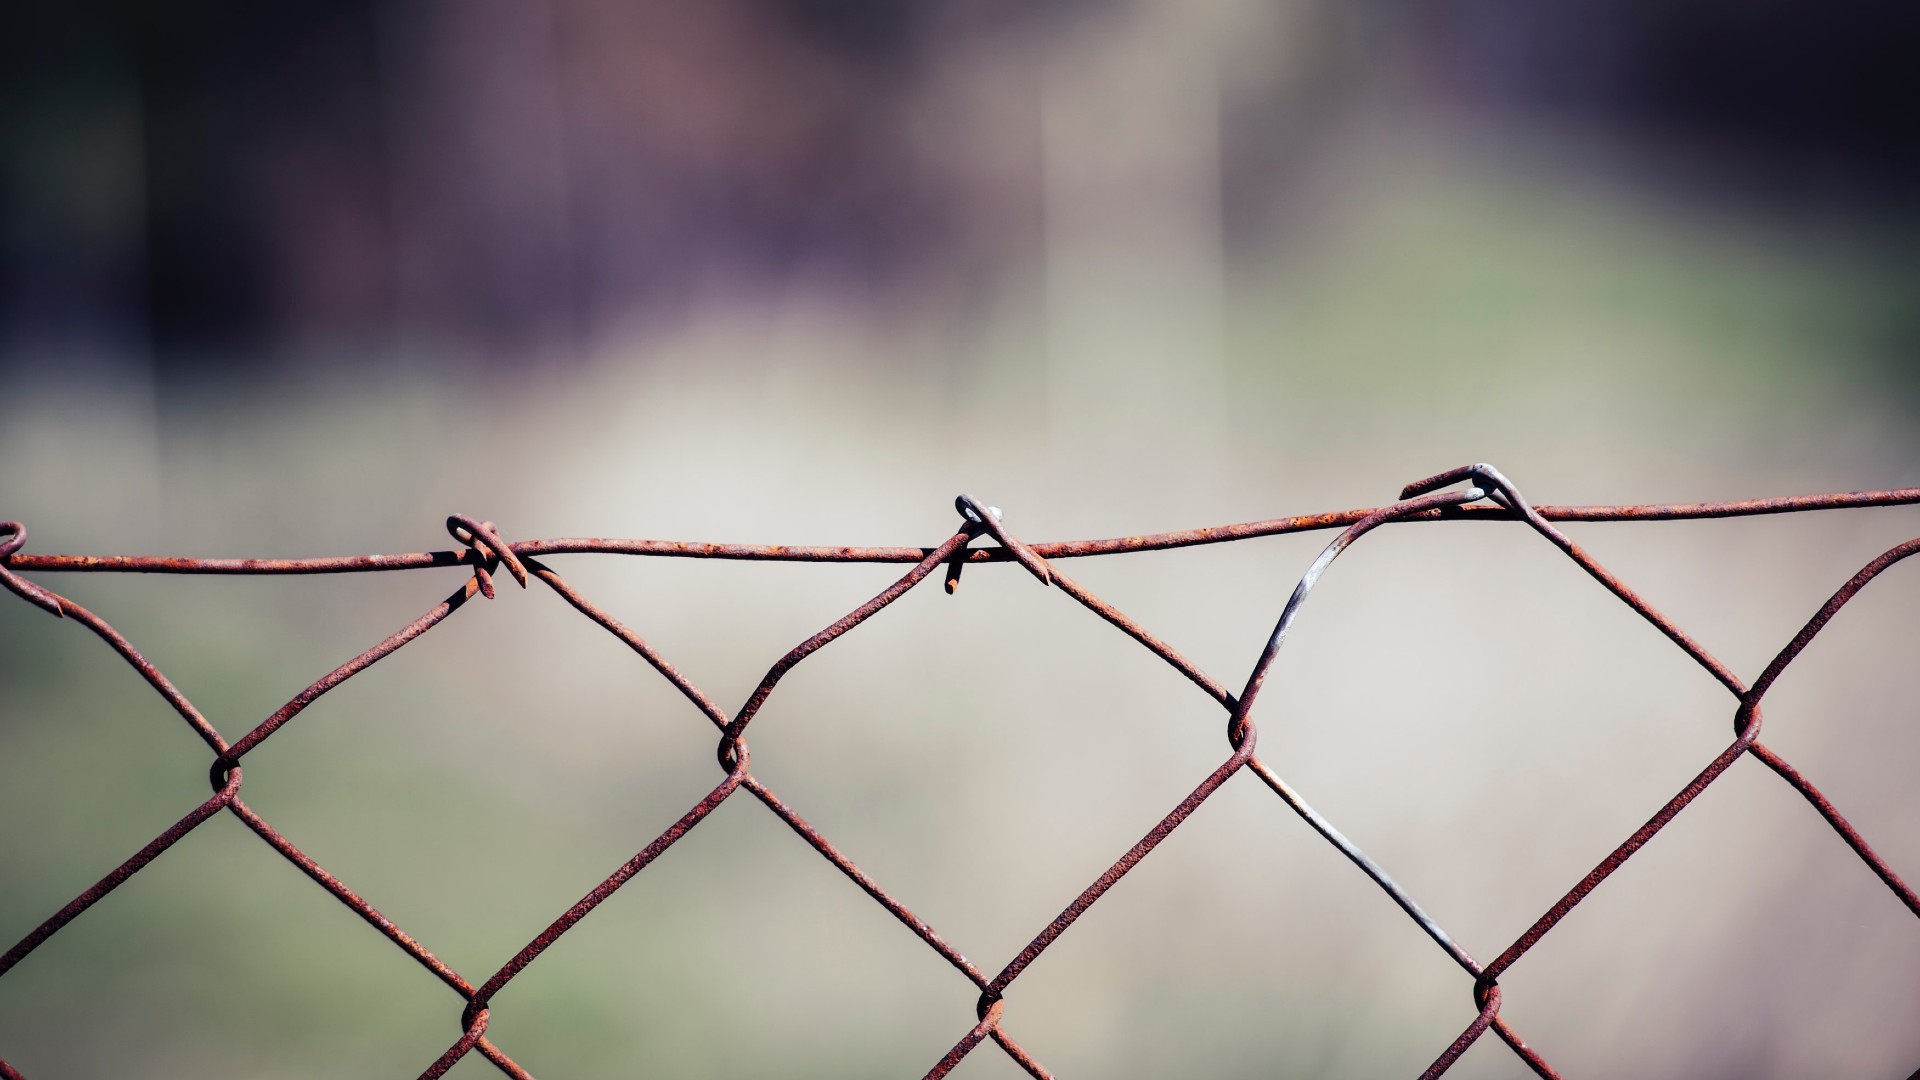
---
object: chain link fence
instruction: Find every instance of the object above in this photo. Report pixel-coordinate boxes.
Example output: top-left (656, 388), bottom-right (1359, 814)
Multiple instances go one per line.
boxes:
top-left (2, 462), bottom-right (1916, 1078)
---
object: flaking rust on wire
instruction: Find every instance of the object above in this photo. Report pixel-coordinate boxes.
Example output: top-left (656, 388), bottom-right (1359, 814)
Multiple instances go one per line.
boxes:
top-left (0, 470), bottom-right (1916, 1079)
top-left (10, 486), bottom-right (1920, 574)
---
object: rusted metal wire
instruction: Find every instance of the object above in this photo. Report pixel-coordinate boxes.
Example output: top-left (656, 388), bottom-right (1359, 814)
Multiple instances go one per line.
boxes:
top-left (0, 466), bottom-right (1915, 1078)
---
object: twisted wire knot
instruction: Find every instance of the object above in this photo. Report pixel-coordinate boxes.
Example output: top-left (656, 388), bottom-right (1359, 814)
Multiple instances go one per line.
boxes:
top-left (0, 520), bottom-right (63, 617)
top-left (715, 729), bottom-right (751, 774)
top-left (207, 760), bottom-right (243, 798)
top-left (447, 515), bottom-right (527, 598)
top-left (954, 495), bottom-right (1051, 587)
top-left (1473, 974), bottom-right (1500, 1011)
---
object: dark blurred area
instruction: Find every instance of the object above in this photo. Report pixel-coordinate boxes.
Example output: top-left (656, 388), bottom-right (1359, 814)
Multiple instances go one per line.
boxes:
top-left (1424, 0), bottom-right (1919, 206)
top-left (3, 0), bottom-right (1050, 379)
top-left (4, 0), bottom-right (1915, 380)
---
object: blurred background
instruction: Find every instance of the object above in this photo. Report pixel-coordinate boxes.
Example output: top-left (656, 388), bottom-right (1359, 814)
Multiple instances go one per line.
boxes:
top-left (2, 1), bottom-right (1917, 1076)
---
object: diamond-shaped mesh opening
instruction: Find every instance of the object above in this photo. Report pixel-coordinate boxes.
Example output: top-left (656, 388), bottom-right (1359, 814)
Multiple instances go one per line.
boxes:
top-left (1492, 759), bottom-right (1920, 1078)
top-left (1252, 521), bottom-right (1738, 951)
top-left (741, 566), bottom-right (1233, 965)
top-left (996, 771), bottom-right (1473, 1077)
top-left (240, 576), bottom-right (730, 975)
top-left (478, 795), bottom-right (978, 1077)
top-left (0, 813), bottom-right (453, 1075)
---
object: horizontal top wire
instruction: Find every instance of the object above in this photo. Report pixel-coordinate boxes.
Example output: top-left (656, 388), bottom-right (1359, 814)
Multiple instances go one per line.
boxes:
top-left (8, 487), bottom-right (1920, 574)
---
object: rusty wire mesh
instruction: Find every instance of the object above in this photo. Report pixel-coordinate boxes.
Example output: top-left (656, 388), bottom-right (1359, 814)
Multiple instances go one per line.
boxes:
top-left (2, 462), bottom-right (1917, 1079)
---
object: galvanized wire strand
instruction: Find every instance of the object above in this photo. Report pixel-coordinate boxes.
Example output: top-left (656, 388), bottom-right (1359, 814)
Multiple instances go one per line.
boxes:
top-left (1, 467), bottom-right (1915, 1079)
